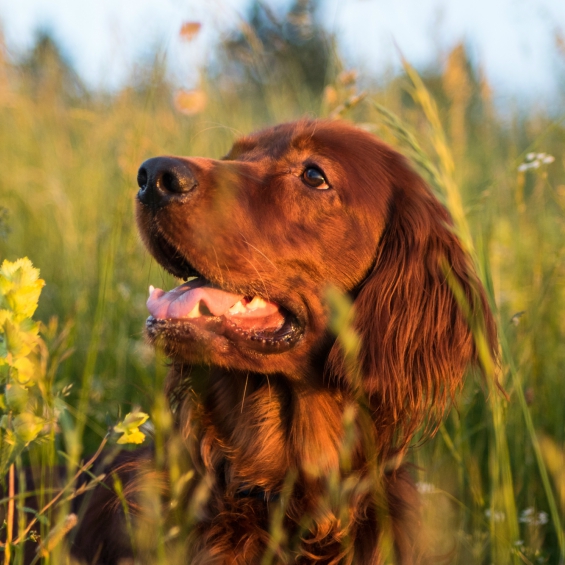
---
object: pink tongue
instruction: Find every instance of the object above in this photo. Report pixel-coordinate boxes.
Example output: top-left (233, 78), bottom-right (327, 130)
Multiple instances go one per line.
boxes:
top-left (147, 278), bottom-right (244, 320)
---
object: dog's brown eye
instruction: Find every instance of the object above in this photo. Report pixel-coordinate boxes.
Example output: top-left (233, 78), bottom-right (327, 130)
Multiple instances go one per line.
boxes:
top-left (302, 167), bottom-right (329, 189)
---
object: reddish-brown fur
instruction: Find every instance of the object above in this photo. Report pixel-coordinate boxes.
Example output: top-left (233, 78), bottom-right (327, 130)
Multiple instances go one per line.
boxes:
top-left (72, 119), bottom-right (496, 564)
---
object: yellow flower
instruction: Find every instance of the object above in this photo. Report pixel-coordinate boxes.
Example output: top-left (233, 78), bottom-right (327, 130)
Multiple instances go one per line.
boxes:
top-left (114, 411), bottom-right (150, 445)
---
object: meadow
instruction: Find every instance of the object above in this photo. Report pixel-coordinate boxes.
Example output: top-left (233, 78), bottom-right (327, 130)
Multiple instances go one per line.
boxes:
top-left (1, 13), bottom-right (565, 564)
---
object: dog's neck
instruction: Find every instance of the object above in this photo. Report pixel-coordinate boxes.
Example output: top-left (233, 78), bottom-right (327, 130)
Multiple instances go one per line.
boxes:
top-left (171, 366), bottom-right (358, 494)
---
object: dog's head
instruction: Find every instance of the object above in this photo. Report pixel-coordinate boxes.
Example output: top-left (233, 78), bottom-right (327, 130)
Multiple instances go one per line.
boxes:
top-left (136, 119), bottom-right (496, 450)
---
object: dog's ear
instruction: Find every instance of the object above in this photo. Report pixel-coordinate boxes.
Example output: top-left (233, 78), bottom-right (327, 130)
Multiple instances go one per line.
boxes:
top-left (328, 155), bottom-right (497, 457)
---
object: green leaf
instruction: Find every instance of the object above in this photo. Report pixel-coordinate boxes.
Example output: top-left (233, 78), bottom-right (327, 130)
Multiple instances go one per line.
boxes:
top-left (0, 335), bottom-right (7, 360)
top-left (13, 412), bottom-right (46, 443)
top-left (5, 382), bottom-right (29, 411)
top-left (10, 356), bottom-right (37, 385)
top-left (3, 319), bottom-right (40, 360)
top-left (0, 362), bottom-right (8, 384)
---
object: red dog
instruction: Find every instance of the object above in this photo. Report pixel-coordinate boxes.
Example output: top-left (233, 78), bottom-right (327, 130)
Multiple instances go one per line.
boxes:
top-left (73, 119), bottom-right (496, 564)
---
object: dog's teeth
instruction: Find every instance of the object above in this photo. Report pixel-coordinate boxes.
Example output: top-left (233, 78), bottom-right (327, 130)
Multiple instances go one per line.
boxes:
top-left (228, 300), bottom-right (247, 315)
top-left (247, 297), bottom-right (267, 311)
top-left (187, 301), bottom-right (202, 319)
top-left (149, 285), bottom-right (155, 297)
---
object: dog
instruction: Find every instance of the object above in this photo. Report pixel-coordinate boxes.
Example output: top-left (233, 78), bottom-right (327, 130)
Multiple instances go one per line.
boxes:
top-left (71, 119), bottom-right (496, 564)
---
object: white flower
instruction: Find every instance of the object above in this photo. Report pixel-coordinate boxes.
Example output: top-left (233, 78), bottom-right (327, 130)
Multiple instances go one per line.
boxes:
top-left (416, 482), bottom-right (436, 494)
top-left (485, 509), bottom-right (506, 522)
top-left (519, 151), bottom-right (555, 172)
top-left (519, 507), bottom-right (549, 525)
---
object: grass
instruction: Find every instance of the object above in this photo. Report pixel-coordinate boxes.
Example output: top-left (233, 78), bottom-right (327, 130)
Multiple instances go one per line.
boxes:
top-left (1, 24), bottom-right (565, 564)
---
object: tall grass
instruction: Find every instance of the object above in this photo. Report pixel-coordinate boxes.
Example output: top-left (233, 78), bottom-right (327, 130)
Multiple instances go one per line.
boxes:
top-left (0, 22), bottom-right (565, 564)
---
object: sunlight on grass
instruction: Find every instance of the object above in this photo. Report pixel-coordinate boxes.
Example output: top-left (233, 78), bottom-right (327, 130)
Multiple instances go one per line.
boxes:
top-left (0, 16), bottom-right (565, 563)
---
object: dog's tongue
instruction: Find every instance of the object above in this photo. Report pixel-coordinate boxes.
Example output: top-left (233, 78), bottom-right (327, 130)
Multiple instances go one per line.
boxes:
top-left (147, 278), bottom-right (244, 319)
top-left (146, 278), bottom-right (281, 323)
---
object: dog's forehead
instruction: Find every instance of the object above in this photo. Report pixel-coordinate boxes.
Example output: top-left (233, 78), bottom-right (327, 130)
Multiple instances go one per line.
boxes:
top-left (226, 125), bottom-right (300, 162)
top-left (225, 120), bottom-right (358, 163)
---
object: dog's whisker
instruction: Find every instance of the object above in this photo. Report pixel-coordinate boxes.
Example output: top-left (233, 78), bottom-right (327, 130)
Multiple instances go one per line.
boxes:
top-left (191, 122), bottom-right (245, 143)
top-left (210, 245), bottom-right (225, 288)
top-left (240, 234), bottom-right (278, 271)
top-left (240, 254), bottom-right (270, 301)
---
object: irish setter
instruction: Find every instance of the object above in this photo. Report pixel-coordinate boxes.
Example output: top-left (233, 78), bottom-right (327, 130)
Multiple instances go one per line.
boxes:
top-left (72, 119), bottom-right (496, 564)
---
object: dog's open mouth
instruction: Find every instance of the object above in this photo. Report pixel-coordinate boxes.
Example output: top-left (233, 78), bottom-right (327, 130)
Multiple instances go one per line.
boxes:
top-left (145, 277), bottom-right (302, 353)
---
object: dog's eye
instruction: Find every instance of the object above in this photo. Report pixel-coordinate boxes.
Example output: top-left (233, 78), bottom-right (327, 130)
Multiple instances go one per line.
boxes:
top-left (302, 167), bottom-right (330, 189)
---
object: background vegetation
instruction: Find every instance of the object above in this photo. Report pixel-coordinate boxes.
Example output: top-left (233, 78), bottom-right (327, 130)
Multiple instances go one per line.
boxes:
top-left (1, 0), bottom-right (565, 562)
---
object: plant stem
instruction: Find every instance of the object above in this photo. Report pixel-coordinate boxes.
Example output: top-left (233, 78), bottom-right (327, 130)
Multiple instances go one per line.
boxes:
top-left (4, 464), bottom-right (15, 565)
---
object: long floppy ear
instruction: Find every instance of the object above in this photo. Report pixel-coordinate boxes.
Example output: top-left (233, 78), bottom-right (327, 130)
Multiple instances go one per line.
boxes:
top-left (329, 154), bottom-right (497, 458)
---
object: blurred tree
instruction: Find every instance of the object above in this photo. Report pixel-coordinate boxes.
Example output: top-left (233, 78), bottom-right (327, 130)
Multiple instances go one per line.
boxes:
top-left (218, 0), bottom-right (338, 99)
top-left (18, 30), bottom-right (86, 100)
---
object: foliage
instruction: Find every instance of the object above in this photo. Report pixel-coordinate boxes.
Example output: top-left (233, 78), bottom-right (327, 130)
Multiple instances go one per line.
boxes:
top-left (0, 257), bottom-right (148, 560)
top-left (216, 0), bottom-right (339, 113)
top-left (0, 259), bottom-right (50, 473)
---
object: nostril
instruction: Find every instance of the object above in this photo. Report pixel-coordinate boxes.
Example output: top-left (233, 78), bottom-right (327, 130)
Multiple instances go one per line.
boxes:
top-left (137, 156), bottom-right (198, 210)
top-left (157, 168), bottom-right (197, 194)
top-left (137, 167), bottom-right (148, 189)
top-left (160, 171), bottom-right (179, 194)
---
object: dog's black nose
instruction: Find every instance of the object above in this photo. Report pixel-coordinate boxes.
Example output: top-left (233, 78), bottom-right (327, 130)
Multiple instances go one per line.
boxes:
top-left (137, 157), bottom-right (198, 209)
